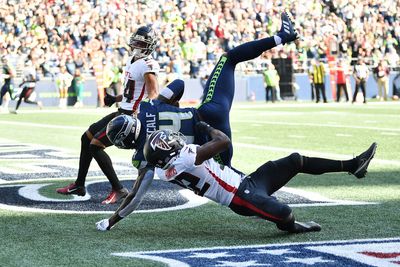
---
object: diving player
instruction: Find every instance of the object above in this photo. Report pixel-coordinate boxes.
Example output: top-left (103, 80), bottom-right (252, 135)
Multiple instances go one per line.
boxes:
top-left (97, 12), bottom-right (301, 229)
top-left (56, 25), bottom-right (160, 204)
top-left (98, 124), bottom-right (377, 232)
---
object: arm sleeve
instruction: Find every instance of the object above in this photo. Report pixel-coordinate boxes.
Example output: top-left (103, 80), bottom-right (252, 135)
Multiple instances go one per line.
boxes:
top-left (117, 168), bottom-right (154, 218)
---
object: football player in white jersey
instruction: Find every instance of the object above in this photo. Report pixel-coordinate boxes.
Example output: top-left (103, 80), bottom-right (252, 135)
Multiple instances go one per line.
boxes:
top-left (97, 121), bottom-right (376, 233)
top-left (56, 25), bottom-right (160, 204)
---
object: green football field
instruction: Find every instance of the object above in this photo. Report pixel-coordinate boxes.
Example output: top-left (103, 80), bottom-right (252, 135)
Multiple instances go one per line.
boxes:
top-left (0, 101), bottom-right (399, 266)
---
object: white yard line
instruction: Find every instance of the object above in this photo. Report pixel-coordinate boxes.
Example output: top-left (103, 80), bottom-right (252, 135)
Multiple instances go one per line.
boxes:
top-left (0, 120), bottom-right (86, 130)
top-left (234, 101), bottom-right (400, 109)
top-left (232, 119), bottom-right (400, 132)
top-left (234, 142), bottom-right (400, 167)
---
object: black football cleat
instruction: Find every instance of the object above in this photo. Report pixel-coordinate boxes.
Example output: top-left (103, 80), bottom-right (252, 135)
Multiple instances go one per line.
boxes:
top-left (277, 12), bottom-right (299, 45)
top-left (56, 183), bottom-right (86, 196)
top-left (351, 142), bottom-right (377, 179)
top-left (291, 221), bottom-right (322, 233)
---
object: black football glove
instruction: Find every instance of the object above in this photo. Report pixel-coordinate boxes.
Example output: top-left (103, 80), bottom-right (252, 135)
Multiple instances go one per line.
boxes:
top-left (104, 93), bottom-right (116, 107)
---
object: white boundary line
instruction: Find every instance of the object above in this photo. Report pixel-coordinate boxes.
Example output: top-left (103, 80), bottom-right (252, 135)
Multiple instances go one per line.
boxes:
top-left (232, 119), bottom-right (400, 132)
top-left (234, 142), bottom-right (400, 167)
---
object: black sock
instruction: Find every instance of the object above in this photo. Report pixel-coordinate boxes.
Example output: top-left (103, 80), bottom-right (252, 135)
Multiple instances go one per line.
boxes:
top-left (89, 144), bottom-right (123, 190)
top-left (75, 133), bottom-right (92, 186)
top-left (227, 37), bottom-right (277, 65)
top-left (301, 156), bottom-right (357, 175)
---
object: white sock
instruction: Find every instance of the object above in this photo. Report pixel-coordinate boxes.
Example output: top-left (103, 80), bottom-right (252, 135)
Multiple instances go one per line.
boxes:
top-left (274, 35), bottom-right (282, 45)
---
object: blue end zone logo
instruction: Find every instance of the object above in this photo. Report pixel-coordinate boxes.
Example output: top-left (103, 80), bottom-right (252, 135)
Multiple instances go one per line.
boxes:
top-left (113, 238), bottom-right (400, 267)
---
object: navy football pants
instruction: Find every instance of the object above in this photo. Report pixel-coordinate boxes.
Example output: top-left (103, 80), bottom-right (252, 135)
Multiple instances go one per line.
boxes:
top-left (197, 36), bottom-right (277, 166)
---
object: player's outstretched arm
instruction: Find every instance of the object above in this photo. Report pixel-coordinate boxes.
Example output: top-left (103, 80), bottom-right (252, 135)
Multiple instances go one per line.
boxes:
top-left (144, 72), bottom-right (159, 99)
top-left (195, 121), bottom-right (231, 165)
top-left (96, 166), bottom-right (155, 231)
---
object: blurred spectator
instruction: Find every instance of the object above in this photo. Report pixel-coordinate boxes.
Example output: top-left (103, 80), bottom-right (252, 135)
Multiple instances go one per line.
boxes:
top-left (373, 59), bottom-right (390, 101)
top-left (352, 59), bottom-right (369, 104)
top-left (392, 72), bottom-right (400, 100)
top-left (72, 68), bottom-right (85, 108)
top-left (108, 58), bottom-right (123, 107)
top-left (308, 60), bottom-right (316, 101)
top-left (263, 62), bottom-right (280, 103)
top-left (312, 58), bottom-right (327, 103)
top-left (0, 56), bottom-right (15, 111)
top-left (11, 60), bottom-right (42, 114)
top-left (56, 65), bottom-right (73, 108)
top-left (335, 59), bottom-right (350, 102)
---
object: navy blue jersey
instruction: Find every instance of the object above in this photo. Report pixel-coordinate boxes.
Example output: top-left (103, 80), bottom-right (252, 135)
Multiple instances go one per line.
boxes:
top-left (132, 99), bottom-right (203, 169)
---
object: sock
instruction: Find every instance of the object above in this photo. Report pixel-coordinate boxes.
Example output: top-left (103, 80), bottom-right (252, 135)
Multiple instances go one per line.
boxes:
top-left (301, 156), bottom-right (357, 175)
top-left (75, 133), bottom-right (93, 186)
top-left (274, 35), bottom-right (282, 45)
top-left (90, 144), bottom-right (123, 190)
top-left (227, 36), bottom-right (277, 64)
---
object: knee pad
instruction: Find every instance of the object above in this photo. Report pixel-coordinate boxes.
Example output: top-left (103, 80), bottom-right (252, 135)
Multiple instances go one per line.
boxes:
top-left (81, 133), bottom-right (91, 148)
top-left (289, 152), bottom-right (303, 170)
top-left (89, 143), bottom-right (102, 155)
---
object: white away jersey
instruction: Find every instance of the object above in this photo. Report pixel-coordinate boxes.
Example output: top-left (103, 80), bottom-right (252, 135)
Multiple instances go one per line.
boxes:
top-left (156, 144), bottom-right (245, 206)
top-left (120, 55), bottom-right (160, 112)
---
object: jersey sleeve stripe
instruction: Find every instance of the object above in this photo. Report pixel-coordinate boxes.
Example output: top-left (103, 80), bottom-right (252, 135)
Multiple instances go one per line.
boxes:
top-left (132, 84), bottom-right (146, 112)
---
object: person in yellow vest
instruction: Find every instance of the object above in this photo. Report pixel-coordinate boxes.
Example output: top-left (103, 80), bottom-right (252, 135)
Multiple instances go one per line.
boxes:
top-left (312, 58), bottom-right (327, 103)
top-left (263, 62), bottom-right (280, 103)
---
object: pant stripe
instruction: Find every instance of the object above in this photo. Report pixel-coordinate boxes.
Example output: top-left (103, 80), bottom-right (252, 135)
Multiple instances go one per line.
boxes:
top-left (230, 195), bottom-right (283, 221)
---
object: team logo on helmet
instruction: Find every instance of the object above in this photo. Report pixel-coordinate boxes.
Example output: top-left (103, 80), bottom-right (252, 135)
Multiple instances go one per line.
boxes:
top-left (149, 131), bottom-right (171, 151)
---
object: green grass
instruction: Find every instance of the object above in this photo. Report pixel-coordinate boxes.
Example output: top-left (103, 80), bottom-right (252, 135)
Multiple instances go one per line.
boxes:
top-left (1, 102), bottom-right (400, 266)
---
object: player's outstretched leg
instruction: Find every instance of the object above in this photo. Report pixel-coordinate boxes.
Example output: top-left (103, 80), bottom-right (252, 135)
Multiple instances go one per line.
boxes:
top-left (226, 12), bottom-right (299, 65)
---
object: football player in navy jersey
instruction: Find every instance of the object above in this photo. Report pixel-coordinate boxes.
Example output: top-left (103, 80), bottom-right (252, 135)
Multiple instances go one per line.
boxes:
top-left (97, 12), bottom-right (304, 229)
top-left (56, 25), bottom-right (160, 204)
top-left (98, 123), bottom-right (377, 233)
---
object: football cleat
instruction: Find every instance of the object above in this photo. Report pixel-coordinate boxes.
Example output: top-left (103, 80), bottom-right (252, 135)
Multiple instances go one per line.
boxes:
top-left (56, 183), bottom-right (86, 196)
top-left (351, 142), bottom-right (377, 179)
top-left (277, 12), bottom-right (299, 45)
top-left (291, 221), bottom-right (322, 233)
top-left (101, 188), bottom-right (129, 204)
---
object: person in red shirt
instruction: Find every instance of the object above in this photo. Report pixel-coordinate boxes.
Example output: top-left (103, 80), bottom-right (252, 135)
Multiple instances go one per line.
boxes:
top-left (335, 59), bottom-right (349, 102)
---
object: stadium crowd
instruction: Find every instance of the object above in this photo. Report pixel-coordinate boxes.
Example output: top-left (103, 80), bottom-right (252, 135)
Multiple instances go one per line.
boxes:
top-left (1, 0), bottom-right (400, 101)
top-left (1, 0), bottom-right (399, 76)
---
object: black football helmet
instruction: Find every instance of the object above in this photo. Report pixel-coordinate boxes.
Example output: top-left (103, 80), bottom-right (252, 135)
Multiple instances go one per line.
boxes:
top-left (129, 25), bottom-right (157, 58)
top-left (144, 129), bottom-right (186, 169)
top-left (106, 115), bottom-right (141, 149)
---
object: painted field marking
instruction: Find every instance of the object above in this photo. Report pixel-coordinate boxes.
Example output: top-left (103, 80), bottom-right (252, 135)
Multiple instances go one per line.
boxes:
top-left (336, 133), bottom-right (352, 137)
top-left (112, 237), bottom-right (400, 267)
top-left (234, 142), bottom-right (400, 167)
top-left (381, 132), bottom-right (399, 136)
top-left (232, 119), bottom-right (400, 132)
top-left (288, 135), bottom-right (306, 139)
